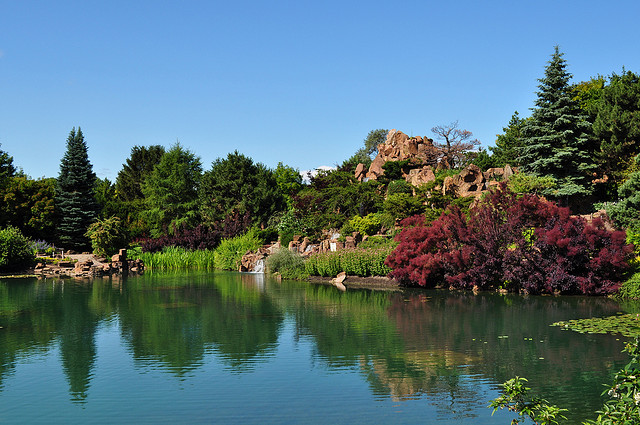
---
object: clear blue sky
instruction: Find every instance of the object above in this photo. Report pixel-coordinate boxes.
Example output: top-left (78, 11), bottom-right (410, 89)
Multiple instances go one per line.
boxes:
top-left (1, 0), bottom-right (639, 180)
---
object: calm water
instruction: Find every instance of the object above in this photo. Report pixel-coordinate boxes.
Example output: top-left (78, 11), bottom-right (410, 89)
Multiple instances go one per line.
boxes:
top-left (0, 272), bottom-right (633, 424)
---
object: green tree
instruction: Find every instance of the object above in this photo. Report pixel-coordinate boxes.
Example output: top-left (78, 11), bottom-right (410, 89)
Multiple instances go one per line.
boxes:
top-left (199, 151), bottom-right (285, 228)
top-left (518, 47), bottom-right (595, 205)
top-left (115, 145), bottom-right (165, 202)
top-left (274, 162), bottom-right (303, 209)
top-left (56, 128), bottom-right (98, 250)
top-left (361, 128), bottom-right (388, 158)
top-left (142, 143), bottom-right (202, 237)
top-left (0, 143), bottom-right (16, 187)
top-left (0, 176), bottom-right (56, 241)
top-left (589, 71), bottom-right (640, 188)
top-left (490, 111), bottom-right (526, 167)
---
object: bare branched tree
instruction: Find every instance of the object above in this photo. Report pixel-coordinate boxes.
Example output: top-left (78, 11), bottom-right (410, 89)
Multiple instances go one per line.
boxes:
top-left (431, 121), bottom-right (480, 168)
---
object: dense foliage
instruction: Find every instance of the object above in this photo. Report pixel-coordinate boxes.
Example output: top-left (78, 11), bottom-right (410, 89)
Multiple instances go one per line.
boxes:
top-left (0, 226), bottom-right (35, 271)
top-left (386, 185), bottom-right (631, 294)
top-left (199, 151), bottom-right (286, 229)
top-left (142, 143), bottom-right (202, 237)
top-left (85, 216), bottom-right (128, 257)
top-left (213, 229), bottom-right (264, 271)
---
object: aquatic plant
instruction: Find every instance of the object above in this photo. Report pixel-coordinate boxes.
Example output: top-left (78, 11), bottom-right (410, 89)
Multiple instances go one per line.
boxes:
top-left (135, 246), bottom-right (216, 270)
top-left (305, 247), bottom-right (393, 277)
top-left (214, 229), bottom-right (263, 271)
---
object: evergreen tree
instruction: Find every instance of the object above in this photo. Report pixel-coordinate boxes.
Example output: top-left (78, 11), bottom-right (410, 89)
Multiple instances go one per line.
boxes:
top-left (490, 111), bottom-right (526, 167)
top-left (590, 71), bottom-right (640, 187)
top-left (142, 143), bottom-right (202, 237)
top-left (56, 127), bottom-right (98, 250)
top-left (518, 47), bottom-right (595, 205)
top-left (199, 151), bottom-right (285, 228)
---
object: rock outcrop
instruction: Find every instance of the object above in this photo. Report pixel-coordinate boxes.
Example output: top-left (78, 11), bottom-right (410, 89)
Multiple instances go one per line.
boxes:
top-left (442, 164), bottom-right (515, 198)
top-left (358, 130), bottom-right (439, 182)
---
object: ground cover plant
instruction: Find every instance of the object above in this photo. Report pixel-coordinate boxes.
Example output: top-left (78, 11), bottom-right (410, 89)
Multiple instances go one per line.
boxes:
top-left (386, 185), bottom-right (632, 294)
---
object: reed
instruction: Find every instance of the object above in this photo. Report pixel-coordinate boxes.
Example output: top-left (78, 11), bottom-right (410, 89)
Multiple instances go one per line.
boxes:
top-left (136, 246), bottom-right (216, 270)
top-left (305, 247), bottom-right (394, 277)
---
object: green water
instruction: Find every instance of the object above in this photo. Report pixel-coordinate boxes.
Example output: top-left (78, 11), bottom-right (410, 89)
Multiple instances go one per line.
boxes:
top-left (0, 272), bottom-right (632, 424)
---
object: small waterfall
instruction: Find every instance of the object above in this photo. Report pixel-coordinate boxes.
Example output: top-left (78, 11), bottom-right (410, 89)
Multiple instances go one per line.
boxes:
top-left (251, 259), bottom-right (265, 274)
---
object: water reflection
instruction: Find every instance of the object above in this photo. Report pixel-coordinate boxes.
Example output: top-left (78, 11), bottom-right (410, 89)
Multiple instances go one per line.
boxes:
top-left (0, 273), bottom-right (633, 423)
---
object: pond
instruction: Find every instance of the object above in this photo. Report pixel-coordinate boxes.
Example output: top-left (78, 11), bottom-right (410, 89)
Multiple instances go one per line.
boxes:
top-left (0, 272), bottom-right (634, 424)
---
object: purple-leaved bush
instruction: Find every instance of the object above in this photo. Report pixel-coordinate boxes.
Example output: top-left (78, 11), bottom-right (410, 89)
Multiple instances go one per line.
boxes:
top-left (386, 184), bottom-right (632, 295)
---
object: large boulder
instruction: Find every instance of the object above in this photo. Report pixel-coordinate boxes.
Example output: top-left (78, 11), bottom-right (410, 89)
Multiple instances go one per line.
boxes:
top-left (406, 165), bottom-right (436, 187)
top-left (361, 130), bottom-right (439, 181)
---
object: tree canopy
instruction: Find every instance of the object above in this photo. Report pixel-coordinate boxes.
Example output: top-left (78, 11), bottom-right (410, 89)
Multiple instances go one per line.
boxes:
top-left (142, 143), bottom-right (202, 237)
top-left (199, 151), bottom-right (286, 228)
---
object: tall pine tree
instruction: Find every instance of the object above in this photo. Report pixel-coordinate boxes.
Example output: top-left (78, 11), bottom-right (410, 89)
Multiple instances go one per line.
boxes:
top-left (56, 127), bottom-right (98, 250)
top-left (518, 46), bottom-right (595, 206)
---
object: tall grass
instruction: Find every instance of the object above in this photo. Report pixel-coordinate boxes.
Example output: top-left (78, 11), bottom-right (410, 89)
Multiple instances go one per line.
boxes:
top-left (214, 229), bottom-right (263, 271)
top-left (305, 247), bottom-right (394, 277)
top-left (136, 246), bottom-right (216, 271)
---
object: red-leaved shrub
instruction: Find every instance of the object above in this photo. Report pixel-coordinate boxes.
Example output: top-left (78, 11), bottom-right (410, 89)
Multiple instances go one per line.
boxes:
top-left (386, 184), bottom-right (632, 295)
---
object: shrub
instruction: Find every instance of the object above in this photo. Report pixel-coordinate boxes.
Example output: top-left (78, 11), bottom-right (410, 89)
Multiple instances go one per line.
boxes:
top-left (214, 229), bottom-right (263, 271)
top-left (387, 179), bottom-right (413, 195)
top-left (266, 248), bottom-right (307, 280)
top-left (86, 216), bottom-right (129, 257)
top-left (386, 184), bottom-right (632, 294)
top-left (383, 193), bottom-right (425, 221)
top-left (349, 213), bottom-right (382, 236)
top-left (358, 235), bottom-right (397, 249)
top-left (0, 226), bottom-right (35, 271)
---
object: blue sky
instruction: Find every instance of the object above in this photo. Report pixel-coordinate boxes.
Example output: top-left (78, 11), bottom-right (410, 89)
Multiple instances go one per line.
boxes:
top-left (1, 0), bottom-right (639, 180)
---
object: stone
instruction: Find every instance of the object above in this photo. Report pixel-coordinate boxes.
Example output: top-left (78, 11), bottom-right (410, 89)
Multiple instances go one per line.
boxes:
top-left (354, 163), bottom-right (366, 181)
top-left (360, 129), bottom-right (439, 181)
top-left (504, 164), bottom-right (514, 179)
top-left (406, 165), bottom-right (436, 187)
top-left (345, 236), bottom-right (356, 249)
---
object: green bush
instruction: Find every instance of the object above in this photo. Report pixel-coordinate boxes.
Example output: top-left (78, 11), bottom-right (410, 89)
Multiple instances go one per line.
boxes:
top-left (383, 193), bottom-right (425, 221)
top-left (85, 216), bottom-right (129, 257)
top-left (349, 213), bottom-right (382, 236)
top-left (387, 179), bottom-right (413, 195)
top-left (266, 248), bottom-right (308, 280)
top-left (359, 235), bottom-right (397, 249)
top-left (214, 229), bottom-right (263, 270)
top-left (0, 226), bottom-right (35, 271)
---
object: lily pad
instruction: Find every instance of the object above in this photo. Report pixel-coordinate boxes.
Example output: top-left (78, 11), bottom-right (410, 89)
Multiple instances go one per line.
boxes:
top-left (551, 314), bottom-right (640, 337)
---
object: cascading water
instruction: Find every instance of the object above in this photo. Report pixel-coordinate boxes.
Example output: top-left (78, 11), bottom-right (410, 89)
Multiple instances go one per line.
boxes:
top-left (251, 259), bottom-right (265, 273)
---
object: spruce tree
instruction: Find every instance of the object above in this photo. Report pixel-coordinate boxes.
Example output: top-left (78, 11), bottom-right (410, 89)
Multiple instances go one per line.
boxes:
top-left (56, 127), bottom-right (98, 251)
top-left (518, 47), bottom-right (595, 205)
